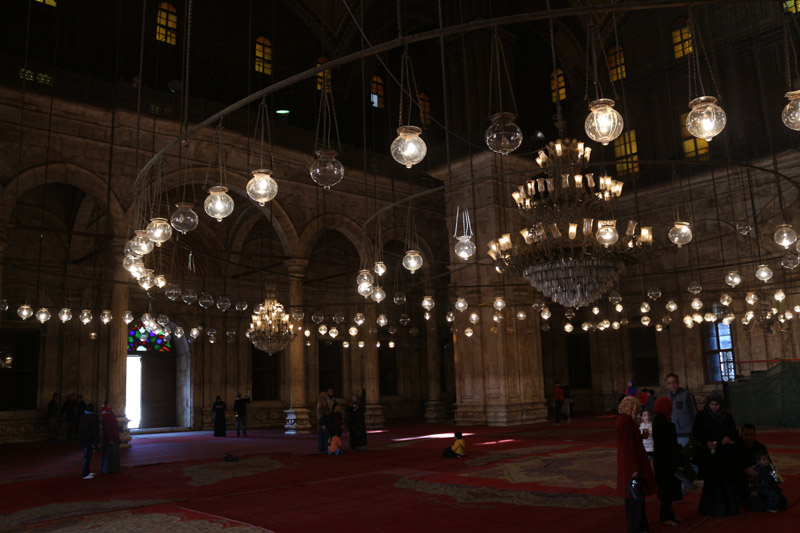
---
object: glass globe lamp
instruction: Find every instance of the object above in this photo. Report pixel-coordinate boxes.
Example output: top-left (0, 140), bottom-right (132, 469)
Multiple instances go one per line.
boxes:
top-left (691, 298), bottom-right (703, 311)
top-left (745, 292), bottom-right (758, 305)
top-left (393, 292), bottom-right (406, 305)
top-left (581, 322), bottom-right (592, 331)
top-left (328, 327), bottom-right (339, 339)
top-left (390, 126), bottom-right (427, 168)
top-left (357, 282), bottom-right (373, 298)
top-left (662, 315), bottom-right (673, 325)
top-left (688, 281), bottom-right (703, 295)
top-left (402, 250), bottom-right (423, 274)
top-left (485, 112), bottom-right (523, 154)
top-left (564, 322), bottom-right (574, 333)
top-left (216, 296), bottom-right (231, 312)
top-left (173, 327), bottom-right (184, 338)
top-left (377, 314), bottom-right (388, 327)
top-left (129, 260), bottom-right (146, 280)
top-left (356, 269), bottom-right (374, 287)
top-left (182, 288), bottom-right (197, 305)
top-left (138, 269), bottom-right (156, 290)
top-left (493, 312), bottom-right (503, 323)
top-left (612, 321), bottom-right (621, 330)
top-left (170, 203), bottom-right (199, 234)
top-left (318, 324), bottom-right (328, 336)
top-left (371, 286), bottom-right (386, 303)
top-left (720, 293), bottom-right (733, 307)
top-left (198, 293), bottom-right (215, 309)
top-left (685, 96), bottom-right (727, 141)
top-left (246, 169), bottom-right (278, 206)
top-left (58, 307), bottom-right (73, 322)
top-left (153, 274), bottom-right (166, 289)
top-left (782, 90), bottom-right (800, 130)
top-left (493, 297), bottom-right (506, 311)
top-left (464, 327), bottom-right (474, 337)
top-left (692, 312), bottom-right (703, 324)
top-left (455, 298), bottom-right (468, 312)
top-left (516, 309), bottom-right (527, 320)
top-left (122, 311), bottom-right (134, 324)
top-left (755, 264), bottom-right (773, 282)
top-left (342, 341), bottom-right (350, 348)
top-left (100, 310), bottom-right (113, 324)
top-left (421, 296), bottom-right (435, 311)
top-left (130, 230), bottom-right (154, 256)
top-left (358, 341), bottom-right (365, 348)
top-left (781, 252), bottom-right (800, 270)
top-left (655, 324), bottom-right (664, 332)
top-left (722, 314), bottom-right (736, 326)
top-left (146, 217), bottom-right (172, 247)
top-left (591, 306), bottom-right (600, 315)
top-left (640, 302), bottom-right (651, 314)
top-left (541, 323), bottom-right (551, 332)
top-left (454, 236), bottom-right (476, 261)
top-left (668, 221), bottom-right (693, 247)
top-left (348, 326), bottom-right (358, 337)
top-left (309, 150), bottom-right (345, 189)
top-left (608, 292), bottom-right (623, 305)
top-left (79, 309), bottom-right (93, 324)
top-left (666, 300), bottom-right (678, 312)
top-left (774, 289), bottom-right (786, 302)
top-left (774, 224), bottom-right (797, 249)
top-left (596, 220), bottom-right (619, 247)
top-left (423, 311), bottom-right (431, 321)
top-left (704, 312), bottom-right (717, 322)
top-left (399, 314), bottom-right (410, 326)
top-left (235, 300), bottom-right (248, 312)
top-left (615, 303), bottom-right (624, 313)
top-left (445, 311), bottom-right (455, 323)
top-left (204, 186), bottom-right (234, 222)
top-left (469, 311), bottom-right (480, 324)
top-left (373, 261), bottom-right (387, 277)
top-left (584, 98), bottom-right (624, 145)
top-left (725, 271), bottom-right (742, 288)
top-left (647, 288), bottom-right (662, 301)
top-left (35, 307), bottom-right (51, 324)
top-left (540, 307), bottom-right (551, 320)
top-left (311, 312), bottom-right (324, 324)
top-left (532, 299), bottom-right (546, 311)
top-left (354, 313), bottom-right (366, 326)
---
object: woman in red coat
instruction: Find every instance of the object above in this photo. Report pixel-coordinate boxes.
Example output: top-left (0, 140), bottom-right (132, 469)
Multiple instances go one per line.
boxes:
top-left (617, 395), bottom-right (657, 533)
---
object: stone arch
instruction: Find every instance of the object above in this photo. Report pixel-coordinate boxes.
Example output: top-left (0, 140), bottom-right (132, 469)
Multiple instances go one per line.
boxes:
top-left (1, 163), bottom-right (125, 235)
top-left (296, 213), bottom-right (364, 264)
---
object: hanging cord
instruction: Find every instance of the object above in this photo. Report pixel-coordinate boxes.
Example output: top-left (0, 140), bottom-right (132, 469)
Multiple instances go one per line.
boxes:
top-left (546, 0), bottom-right (564, 137)
top-left (12, 0), bottom-right (34, 230)
top-left (131, 0), bottom-right (148, 233)
top-left (786, 13), bottom-right (800, 91)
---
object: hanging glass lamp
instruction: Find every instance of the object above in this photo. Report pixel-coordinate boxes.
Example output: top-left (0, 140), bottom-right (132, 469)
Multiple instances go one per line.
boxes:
top-left (130, 230), bottom-right (154, 256)
top-left (725, 271), bottom-right (742, 287)
top-left (204, 186), bottom-right (234, 222)
top-left (584, 98), bottom-right (624, 145)
top-left (454, 298), bottom-right (468, 312)
top-left (58, 307), bottom-right (73, 322)
top-left (35, 308), bottom-right (51, 324)
top-left (79, 309), bottom-right (93, 324)
top-left (371, 286), bottom-right (386, 303)
top-left (310, 150), bottom-right (345, 190)
top-left (668, 221), bottom-right (693, 247)
top-left (774, 224), bottom-right (798, 249)
top-left (485, 112), bottom-right (523, 154)
top-left (246, 169), bottom-right (278, 206)
top-left (421, 296), bottom-right (435, 311)
top-left (146, 217), bottom-right (172, 247)
top-left (390, 126), bottom-right (427, 168)
top-left (782, 90), bottom-right (800, 130)
top-left (755, 264), bottom-right (773, 282)
top-left (685, 96), bottom-right (726, 142)
top-left (454, 236), bottom-right (476, 261)
top-left (170, 203), bottom-right (199, 234)
top-left (402, 250), bottom-right (423, 274)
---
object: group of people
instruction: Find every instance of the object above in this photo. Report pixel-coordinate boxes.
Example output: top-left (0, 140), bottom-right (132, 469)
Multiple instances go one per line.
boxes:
top-left (75, 400), bottom-right (121, 479)
top-left (211, 392), bottom-right (251, 437)
top-left (316, 388), bottom-right (367, 455)
top-left (617, 373), bottom-right (786, 533)
top-left (47, 392), bottom-right (86, 440)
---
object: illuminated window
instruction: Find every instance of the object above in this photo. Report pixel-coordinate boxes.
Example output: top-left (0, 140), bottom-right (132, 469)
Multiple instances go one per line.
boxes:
top-left (255, 36), bottom-right (272, 75)
top-left (671, 23), bottom-right (693, 59)
top-left (614, 129), bottom-right (639, 176)
top-left (608, 45), bottom-right (626, 82)
top-left (551, 69), bottom-right (566, 102)
top-left (316, 57), bottom-right (331, 92)
top-left (128, 323), bottom-right (172, 353)
top-left (419, 92), bottom-right (431, 128)
top-left (680, 112), bottom-right (709, 158)
top-left (35, 0), bottom-right (56, 6)
top-left (703, 322), bottom-right (735, 383)
top-left (370, 75), bottom-right (384, 108)
top-left (785, 1), bottom-right (800, 13)
top-left (156, 3), bottom-right (178, 45)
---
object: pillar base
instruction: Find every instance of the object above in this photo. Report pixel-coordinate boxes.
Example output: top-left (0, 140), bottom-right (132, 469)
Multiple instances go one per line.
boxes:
top-left (284, 407), bottom-right (312, 434)
top-left (117, 416), bottom-right (132, 448)
top-left (424, 400), bottom-right (448, 423)
top-left (364, 403), bottom-right (385, 429)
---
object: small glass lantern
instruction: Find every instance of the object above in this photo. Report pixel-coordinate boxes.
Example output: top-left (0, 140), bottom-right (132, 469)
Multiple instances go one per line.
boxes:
top-left (719, 293), bottom-right (733, 307)
top-left (464, 327), bottom-right (474, 337)
top-left (354, 313), bottom-right (366, 326)
top-left (170, 203), bottom-right (199, 234)
top-left (318, 324), bottom-right (328, 336)
top-left (640, 302), bottom-right (651, 314)
top-left (685, 96), bottom-right (727, 141)
top-left (421, 296), bottom-right (435, 311)
top-left (58, 307), bottom-right (73, 322)
top-left (348, 326), bottom-right (358, 337)
top-left (455, 298), bottom-right (468, 312)
top-left (35, 307), bottom-right (51, 324)
top-left (198, 293), bottom-right (215, 309)
top-left (373, 261), bottom-right (387, 277)
top-left (356, 269), bottom-right (374, 287)
top-left (584, 98), bottom-right (624, 145)
top-left (130, 230), bottom-right (154, 256)
top-left (691, 298), bottom-right (703, 311)
top-left (246, 169), bottom-right (278, 206)
top-left (390, 126), bottom-right (427, 168)
top-left (454, 236), bottom-right (476, 261)
top-left (182, 288), bottom-right (197, 305)
top-left (402, 250), bottom-right (423, 274)
top-left (666, 300), bottom-right (678, 312)
top-left (138, 269), bottom-right (156, 290)
top-left (309, 150), bottom-right (345, 190)
top-left (782, 90), bottom-right (800, 130)
top-left (100, 310), bottom-right (113, 324)
top-left (469, 311), bottom-right (480, 324)
top-left (563, 322), bottom-right (574, 333)
top-left (371, 286), bottom-right (386, 303)
top-left (216, 296), bottom-right (231, 312)
top-left (204, 186), bottom-right (234, 222)
top-left (596, 220), bottom-right (619, 247)
top-left (725, 271), bottom-right (742, 288)
top-left (668, 221), bottom-right (693, 247)
top-left (446, 312), bottom-right (455, 323)
top-left (755, 264), bottom-right (773, 282)
top-left (377, 314), bottom-right (388, 327)
top-left (516, 309), bottom-right (527, 320)
top-left (393, 292), bottom-right (406, 305)
top-left (79, 309), bottom-right (93, 325)
top-left (122, 310), bottom-right (134, 324)
top-left (328, 327), bottom-right (339, 339)
top-left (745, 292), bottom-right (758, 305)
top-left (146, 217), bottom-right (173, 247)
top-left (493, 297), bottom-right (506, 311)
top-left (774, 224), bottom-right (798, 249)
top-left (485, 112), bottom-right (523, 154)
top-left (357, 283), bottom-right (373, 298)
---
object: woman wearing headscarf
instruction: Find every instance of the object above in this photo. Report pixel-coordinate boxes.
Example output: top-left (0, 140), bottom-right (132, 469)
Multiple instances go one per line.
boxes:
top-left (316, 391), bottom-right (331, 453)
top-left (212, 395), bottom-right (226, 437)
top-left (617, 395), bottom-right (657, 533)
top-left (691, 392), bottom-right (738, 517)
top-left (348, 388), bottom-right (367, 451)
top-left (652, 396), bottom-right (683, 526)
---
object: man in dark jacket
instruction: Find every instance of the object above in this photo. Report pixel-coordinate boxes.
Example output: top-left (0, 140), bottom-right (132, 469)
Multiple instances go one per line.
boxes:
top-left (78, 403), bottom-right (100, 479)
top-left (666, 373), bottom-right (696, 447)
top-left (233, 392), bottom-right (251, 437)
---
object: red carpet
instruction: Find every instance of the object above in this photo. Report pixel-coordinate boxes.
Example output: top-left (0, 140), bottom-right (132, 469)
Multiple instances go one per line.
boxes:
top-left (1, 417), bottom-right (797, 532)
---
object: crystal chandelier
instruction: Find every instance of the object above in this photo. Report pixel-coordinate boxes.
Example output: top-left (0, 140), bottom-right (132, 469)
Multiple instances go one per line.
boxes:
top-left (487, 137), bottom-right (652, 308)
top-left (247, 295), bottom-right (296, 355)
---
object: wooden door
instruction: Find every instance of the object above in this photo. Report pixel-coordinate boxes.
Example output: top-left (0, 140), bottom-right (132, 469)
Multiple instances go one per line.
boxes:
top-left (140, 353), bottom-right (176, 428)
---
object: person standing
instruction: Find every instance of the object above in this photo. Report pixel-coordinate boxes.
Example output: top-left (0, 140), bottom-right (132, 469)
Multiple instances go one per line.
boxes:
top-left (692, 392), bottom-right (738, 517)
top-left (666, 373), bottom-right (696, 448)
top-left (100, 401), bottom-right (120, 474)
top-left (212, 395), bottom-right (227, 437)
top-left (553, 380), bottom-right (565, 424)
top-left (624, 379), bottom-right (638, 398)
top-left (348, 389), bottom-right (367, 451)
top-left (326, 387), bottom-right (335, 411)
top-left (652, 396), bottom-right (684, 526)
top-left (233, 392), bottom-right (251, 437)
top-left (617, 395), bottom-right (657, 533)
top-left (78, 403), bottom-right (100, 479)
top-left (47, 392), bottom-right (60, 440)
top-left (316, 391), bottom-right (331, 453)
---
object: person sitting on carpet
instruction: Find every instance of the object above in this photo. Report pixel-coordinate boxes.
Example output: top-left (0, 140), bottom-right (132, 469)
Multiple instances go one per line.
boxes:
top-left (442, 431), bottom-right (466, 458)
top-left (751, 453), bottom-right (784, 513)
top-left (328, 433), bottom-right (343, 456)
top-left (733, 425), bottom-right (787, 512)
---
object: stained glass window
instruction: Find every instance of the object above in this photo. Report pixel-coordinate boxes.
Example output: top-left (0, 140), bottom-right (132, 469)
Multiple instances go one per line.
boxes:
top-left (255, 36), bottom-right (272, 75)
top-left (551, 69), bottom-right (566, 102)
top-left (671, 22), bottom-right (692, 59)
top-left (156, 3), bottom-right (178, 46)
top-left (128, 323), bottom-right (172, 353)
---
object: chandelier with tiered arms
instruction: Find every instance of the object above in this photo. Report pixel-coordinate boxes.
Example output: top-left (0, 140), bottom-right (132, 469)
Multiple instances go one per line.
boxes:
top-left (488, 137), bottom-right (653, 309)
top-left (247, 297), bottom-right (296, 354)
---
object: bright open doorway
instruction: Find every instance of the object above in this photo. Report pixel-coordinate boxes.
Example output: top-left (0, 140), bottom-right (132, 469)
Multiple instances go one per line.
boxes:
top-left (126, 356), bottom-right (142, 429)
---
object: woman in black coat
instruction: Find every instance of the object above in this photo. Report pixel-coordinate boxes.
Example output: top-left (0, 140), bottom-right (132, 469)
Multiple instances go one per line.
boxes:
top-left (652, 396), bottom-right (684, 526)
top-left (691, 392), bottom-right (738, 517)
top-left (348, 389), bottom-right (367, 450)
top-left (212, 395), bottom-right (226, 437)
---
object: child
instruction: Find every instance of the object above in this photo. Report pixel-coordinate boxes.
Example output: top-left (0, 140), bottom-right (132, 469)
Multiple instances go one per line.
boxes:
top-left (442, 431), bottom-right (465, 458)
top-left (639, 409), bottom-right (654, 461)
top-left (328, 433), bottom-right (343, 456)
top-left (753, 453), bottom-right (783, 512)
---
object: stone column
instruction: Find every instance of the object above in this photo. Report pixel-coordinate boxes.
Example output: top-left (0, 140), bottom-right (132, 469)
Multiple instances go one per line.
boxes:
top-left (424, 308), bottom-right (447, 422)
top-left (109, 239), bottom-right (132, 447)
top-left (363, 304), bottom-right (384, 428)
top-left (284, 259), bottom-right (311, 434)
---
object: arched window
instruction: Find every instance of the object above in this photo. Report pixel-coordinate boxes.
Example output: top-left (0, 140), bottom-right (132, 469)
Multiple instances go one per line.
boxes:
top-left (370, 74), bottom-right (384, 108)
top-left (128, 323), bottom-right (172, 353)
top-left (671, 20), bottom-right (692, 59)
top-left (255, 36), bottom-right (272, 75)
top-left (35, 0), bottom-right (56, 6)
top-left (156, 3), bottom-right (178, 46)
top-left (316, 57), bottom-right (331, 93)
top-left (608, 45), bottom-right (626, 82)
top-left (680, 112), bottom-right (709, 159)
top-left (614, 129), bottom-right (639, 176)
top-left (785, 1), bottom-right (800, 13)
top-left (551, 69), bottom-right (566, 102)
top-left (419, 92), bottom-right (431, 128)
